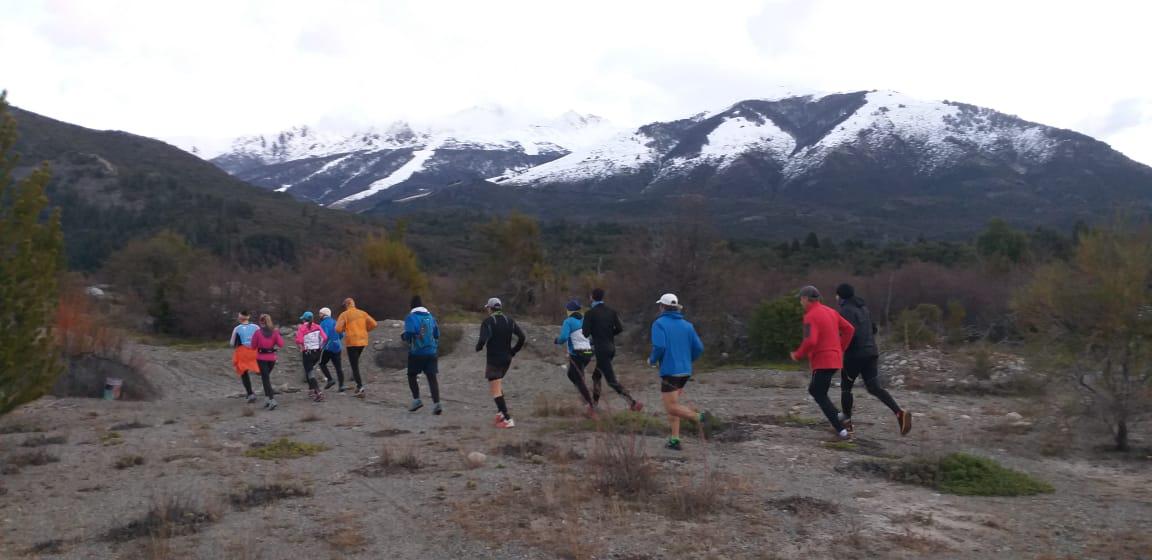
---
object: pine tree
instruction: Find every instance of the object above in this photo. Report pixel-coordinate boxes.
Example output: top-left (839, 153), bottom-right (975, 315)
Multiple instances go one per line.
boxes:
top-left (0, 91), bottom-right (65, 415)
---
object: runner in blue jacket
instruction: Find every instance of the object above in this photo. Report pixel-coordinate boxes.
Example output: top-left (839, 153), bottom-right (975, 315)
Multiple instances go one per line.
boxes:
top-left (317, 307), bottom-right (345, 391)
top-left (554, 299), bottom-right (596, 414)
top-left (402, 296), bottom-right (442, 414)
top-left (649, 293), bottom-right (712, 450)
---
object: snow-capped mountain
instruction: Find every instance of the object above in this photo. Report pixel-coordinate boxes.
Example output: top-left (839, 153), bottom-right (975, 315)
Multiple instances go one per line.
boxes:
top-left (212, 91), bottom-right (1152, 236)
top-left (211, 106), bottom-right (617, 209)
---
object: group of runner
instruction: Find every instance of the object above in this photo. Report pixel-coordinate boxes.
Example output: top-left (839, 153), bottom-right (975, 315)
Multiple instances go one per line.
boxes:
top-left (227, 284), bottom-right (911, 448)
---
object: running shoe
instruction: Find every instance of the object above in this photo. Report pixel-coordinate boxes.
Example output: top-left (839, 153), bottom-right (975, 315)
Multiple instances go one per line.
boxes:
top-left (267, 399), bottom-right (278, 411)
top-left (354, 387), bottom-right (366, 399)
top-left (246, 394), bottom-right (257, 404)
top-left (897, 410), bottom-right (913, 435)
top-left (496, 417), bottom-right (516, 429)
top-left (665, 437), bottom-right (682, 451)
top-left (432, 403), bottom-right (443, 415)
top-left (313, 391), bottom-right (325, 403)
top-left (838, 413), bottom-right (855, 436)
top-left (338, 385), bottom-right (348, 393)
top-left (584, 404), bottom-right (598, 419)
top-left (629, 401), bottom-right (644, 412)
top-left (324, 379), bottom-right (337, 390)
top-left (825, 429), bottom-right (852, 443)
top-left (263, 398), bottom-right (272, 409)
top-left (307, 389), bottom-right (316, 401)
top-left (408, 399), bottom-right (424, 412)
top-left (494, 413), bottom-right (506, 426)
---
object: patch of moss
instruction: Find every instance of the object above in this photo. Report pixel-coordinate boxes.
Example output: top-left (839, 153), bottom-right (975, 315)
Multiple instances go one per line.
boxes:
top-left (844, 453), bottom-right (1054, 497)
top-left (244, 438), bottom-right (328, 460)
top-left (575, 411), bottom-right (667, 434)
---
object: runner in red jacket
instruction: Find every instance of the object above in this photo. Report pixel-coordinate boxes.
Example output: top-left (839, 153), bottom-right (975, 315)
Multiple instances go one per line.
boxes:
top-left (790, 286), bottom-right (855, 441)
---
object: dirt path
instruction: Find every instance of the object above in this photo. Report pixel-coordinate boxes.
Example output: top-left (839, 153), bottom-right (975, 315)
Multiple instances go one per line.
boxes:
top-left (1, 321), bottom-right (1150, 559)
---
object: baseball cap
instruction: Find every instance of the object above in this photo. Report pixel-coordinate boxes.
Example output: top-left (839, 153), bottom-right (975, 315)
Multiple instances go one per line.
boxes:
top-left (656, 293), bottom-right (680, 307)
top-left (318, 307), bottom-right (332, 318)
top-left (485, 297), bottom-right (502, 309)
top-left (798, 285), bottom-right (821, 299)
top-left (300, 311), bottom-right (314, 321)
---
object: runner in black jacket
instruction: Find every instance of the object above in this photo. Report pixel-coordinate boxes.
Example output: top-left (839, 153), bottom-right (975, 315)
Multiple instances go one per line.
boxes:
top-left (836, 284), bottom-right (911, 436)
top-left (581, 288), bottom-right (642, 411)
top-left (476, 297), bottom-right (525, 428)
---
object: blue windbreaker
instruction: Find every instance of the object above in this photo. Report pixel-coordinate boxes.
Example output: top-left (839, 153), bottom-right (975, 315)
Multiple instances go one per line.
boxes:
top-left (555, 313), bottom-right (584, 356)
top-left (403, 307), bottom-right (440, 356)
top-left (648, 311), bottom-right (704, 377)
top-left (320, 316), bottom-right (343, 353)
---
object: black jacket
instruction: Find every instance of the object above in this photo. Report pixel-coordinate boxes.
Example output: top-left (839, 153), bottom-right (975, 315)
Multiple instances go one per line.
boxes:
top-left (581, 302), bottom-right (623, 350)
top-left (838, 297), bottom-right (879, 359)
top-left (476, 312), bottom-right (526, 365)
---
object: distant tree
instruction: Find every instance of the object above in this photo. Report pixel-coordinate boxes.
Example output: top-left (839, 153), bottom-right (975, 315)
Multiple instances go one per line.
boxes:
top-left (803, 232), bottom-right (821, 250)
top-left (0, 91), bottom-right (65, 415)
top-left (104, 231), bottom-right (204, 333)
top-left (1015, 222), bottom-right (1152, 451)
top-left (977, 219), bottom-right (1029, 269)
top-left (749, 297), bottom-right (804, 360)
top-left (361, 234), bottom-right (428, 296)
top-left (478, 212), bottom-right (550, 310)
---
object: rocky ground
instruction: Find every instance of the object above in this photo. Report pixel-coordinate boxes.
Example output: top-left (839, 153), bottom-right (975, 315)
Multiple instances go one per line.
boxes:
top-left (1, 320), bottom-right (1150, 559)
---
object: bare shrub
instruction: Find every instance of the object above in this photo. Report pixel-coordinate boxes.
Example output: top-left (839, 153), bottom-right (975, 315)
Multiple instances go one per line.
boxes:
top-left (588, 431), bottom-right (661, 498)
top-left (767, 495), bottom-right (840, 518)
top-left (5, 449), bottom-right (59, 471)
top-left (230, 482), bottom-right (312, 510)
top-left (665, 471), bottom-right (730, 520)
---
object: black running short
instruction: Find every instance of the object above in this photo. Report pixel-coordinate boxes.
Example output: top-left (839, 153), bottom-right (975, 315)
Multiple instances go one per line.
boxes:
top-left (408, 354), bottom-right (439, 376)
top-left (485, 362), bottom-right (511, 381)
top-left (660, 375), bottom-right (691, 393)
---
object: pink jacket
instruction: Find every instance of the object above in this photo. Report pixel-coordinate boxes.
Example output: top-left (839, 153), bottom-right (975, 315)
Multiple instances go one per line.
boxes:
top-left (252, 328), bottom-right (285, 362)
top-left (295, 322), bottom-right (328, 352)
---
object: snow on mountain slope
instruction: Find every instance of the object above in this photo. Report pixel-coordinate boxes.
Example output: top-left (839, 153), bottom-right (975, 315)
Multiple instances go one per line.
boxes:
top-left (330, 146), bottom-right (438, 207)
top-left (494, 90), bottom-right (1066, 190)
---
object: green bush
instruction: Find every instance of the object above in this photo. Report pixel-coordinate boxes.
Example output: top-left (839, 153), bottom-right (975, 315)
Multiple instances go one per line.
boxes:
top-left (893, 303), bottom-right (942, 348)
top-left (936, 453), bottom-right (1053, 496)
top-left (749, 296), bottom-right (804, 360)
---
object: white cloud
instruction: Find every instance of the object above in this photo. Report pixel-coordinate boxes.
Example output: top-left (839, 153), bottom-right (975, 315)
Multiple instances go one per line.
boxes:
top-left (0, 0), bottom-right (1149, 163)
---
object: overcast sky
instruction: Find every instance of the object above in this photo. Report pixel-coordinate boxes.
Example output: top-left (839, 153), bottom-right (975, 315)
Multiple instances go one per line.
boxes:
top-left (2, 0), bottom-right (1150, 163)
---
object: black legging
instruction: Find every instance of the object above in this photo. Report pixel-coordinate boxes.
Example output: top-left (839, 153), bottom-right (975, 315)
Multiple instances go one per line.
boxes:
top-left (808, 369), bottom-right (845, 432)
top-left (407, 355), bottom-right (440, 403)
top-left (302, 350), bottom-right (321, 391)
top-left (346, 346), bottom-right (365, 389)
top-left (257, 360), bottom-right (276, 399)
top-left (591, 347), bottom-right (635, 406)
top-left (841, 356), bottom-right (901, 418)
top-left (319, 350), bottom-right (344, 386)
top-left (240, 373), bottom-right (254, 396)
top-left (567, 353), bottom-right (595, 406)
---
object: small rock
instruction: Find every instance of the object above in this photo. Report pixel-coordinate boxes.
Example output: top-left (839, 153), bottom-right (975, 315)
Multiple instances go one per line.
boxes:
top-left (529, 454), bottom-right (546, 465)
top-left (1005, 412), bottom-right (1024, 421)
top-left (959, 415), bottom-right (972, 420)
top-left (466, 451), bottom-right (487, 468)
top-left (1011, 421), bottom-right (1033, 427)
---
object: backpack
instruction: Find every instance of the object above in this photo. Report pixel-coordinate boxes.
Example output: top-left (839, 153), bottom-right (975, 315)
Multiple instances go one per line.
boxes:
top-left (570, 327), bottom-right (592, 352)
top-left (411, 314), bottom-right (437, 352)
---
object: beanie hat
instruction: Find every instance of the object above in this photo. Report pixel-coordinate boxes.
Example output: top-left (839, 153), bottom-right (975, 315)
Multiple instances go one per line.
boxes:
top-left (318, 307), bottom-right (332, 318)
top-left (565, 299), bottom-right (581, 312)
top-left (835, 284), bottom-right (855, 300)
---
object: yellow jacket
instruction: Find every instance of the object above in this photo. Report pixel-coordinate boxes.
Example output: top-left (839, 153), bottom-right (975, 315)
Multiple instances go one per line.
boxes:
top-left (335, 306), bottom-right (378, 347)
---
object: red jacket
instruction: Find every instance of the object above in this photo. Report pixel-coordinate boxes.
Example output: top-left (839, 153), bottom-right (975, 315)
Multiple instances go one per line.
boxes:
top-left (793, 302), bottom-right (855, 371)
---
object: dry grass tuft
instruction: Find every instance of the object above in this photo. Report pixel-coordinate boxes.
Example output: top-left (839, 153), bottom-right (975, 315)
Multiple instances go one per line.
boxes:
top-left (115, 455), bottom-right (146, 470)
top-left (5, 449), bottom-right (60, 472)
top-left (103, 493), bottom-right (219, 542)
top-left (298, 411), bottom-right (322, 423)
top-left (0, 423), bottom-right (43, 435)
top-left (354, 446), bottom-right (424, 477)
top-left (110, 420), bottom-right (151, 431)
top-left (244, 438), bottom-right (328, 460)
top-left (20, 434), bottom-right (67, 447)
top-left (588, 431), bottom-right (661, 498)
top-left (767, 495), bottom-right (840, 518)
top-left (532, 393), bottom-right (584, 418)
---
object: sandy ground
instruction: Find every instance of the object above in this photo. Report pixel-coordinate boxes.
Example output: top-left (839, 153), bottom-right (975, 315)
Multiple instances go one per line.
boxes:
top-left (1, 320), bottom-right (1150, 559)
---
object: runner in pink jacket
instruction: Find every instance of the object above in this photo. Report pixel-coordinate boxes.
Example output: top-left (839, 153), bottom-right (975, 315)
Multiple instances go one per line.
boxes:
top-left (251, 314), bottom-right (284, 410)
top-left (295, 311), bottom-right (328, 402)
